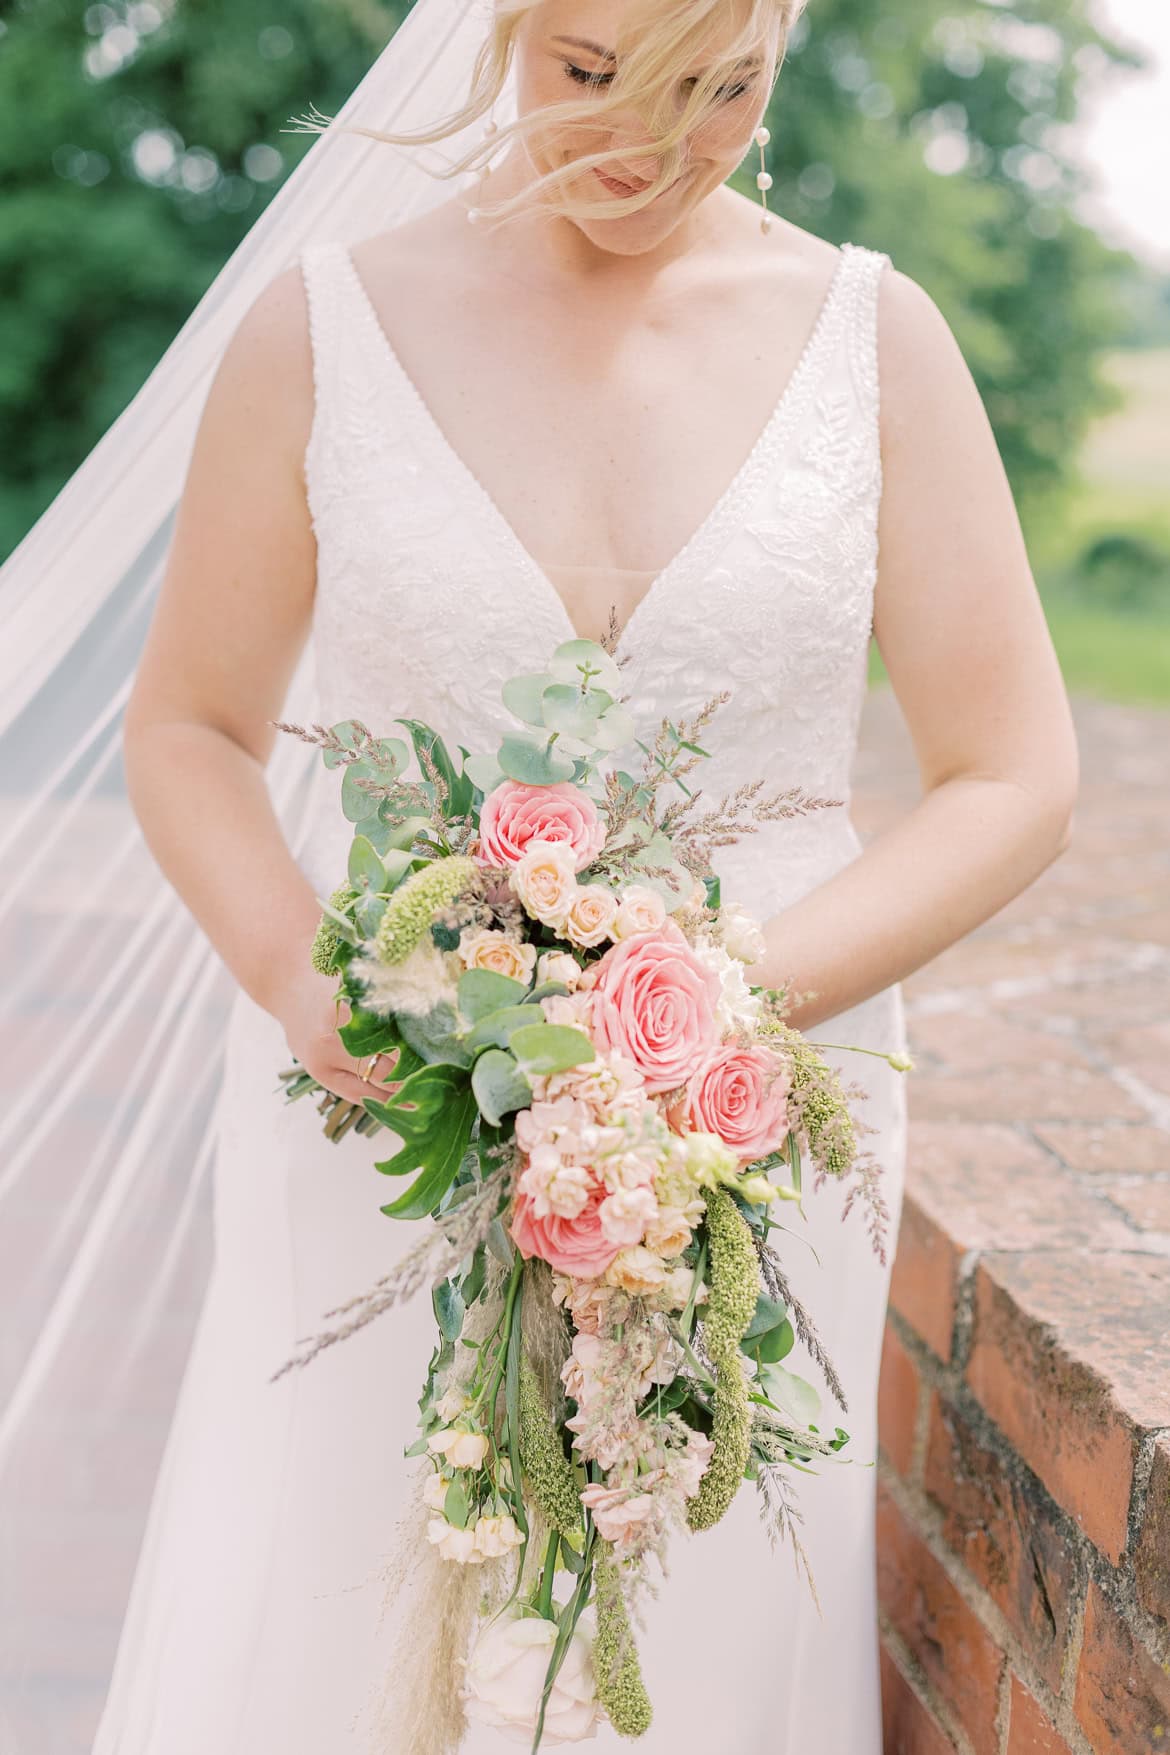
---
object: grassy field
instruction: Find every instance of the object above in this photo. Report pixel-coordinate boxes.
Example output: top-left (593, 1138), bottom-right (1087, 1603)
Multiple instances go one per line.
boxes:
top-left (873, 348), bottom-right (1170, 707)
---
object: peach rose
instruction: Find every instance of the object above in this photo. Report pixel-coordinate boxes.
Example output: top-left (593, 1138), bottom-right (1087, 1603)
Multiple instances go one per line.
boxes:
top-left (563, 884), bottom-right (619, 948)
top-left (476, 780), bottom-right (605, 872)
top-left (459, 928), bottom-right (537, 983)
top-left (611, 883), bottom-right (667, 941)
top-left (686, 1044), bottom-right (791, 1162)
top-left (588, 921), bottom-right (721, 1093)
top-left (604, 1244), bottom-right (668, 1297)
top-left (510, 1182), bottom-right (621, 1279)
top-left (510, 840), bottom-right (579, 928)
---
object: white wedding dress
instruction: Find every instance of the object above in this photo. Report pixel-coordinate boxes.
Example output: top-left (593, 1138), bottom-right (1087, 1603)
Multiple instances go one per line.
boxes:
top-left (92, 234), bottom-right (908, 1752)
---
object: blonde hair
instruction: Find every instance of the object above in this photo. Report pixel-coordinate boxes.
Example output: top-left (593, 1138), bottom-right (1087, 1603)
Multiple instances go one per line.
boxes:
top-left (299, 0), bottom-right (808, 224)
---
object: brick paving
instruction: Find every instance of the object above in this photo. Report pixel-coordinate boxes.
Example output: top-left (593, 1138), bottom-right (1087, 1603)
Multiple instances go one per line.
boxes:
top-left (853, 685), bottom-right (1170, 1755)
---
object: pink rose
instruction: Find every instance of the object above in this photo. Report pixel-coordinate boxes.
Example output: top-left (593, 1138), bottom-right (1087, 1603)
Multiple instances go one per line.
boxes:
top-left (510, 1182), bottom-right (621, 1279)
top-left (476, 781), bottom-right (605, 872)
top-left (588, 921), bottom-right (721, 1093)
top-left (686, 1044), bottom-right (791, 1162)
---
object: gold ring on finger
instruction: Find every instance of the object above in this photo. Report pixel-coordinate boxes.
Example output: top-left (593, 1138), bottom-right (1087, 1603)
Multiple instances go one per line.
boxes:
top-left (359, 1052), bottom-right (380, 1085)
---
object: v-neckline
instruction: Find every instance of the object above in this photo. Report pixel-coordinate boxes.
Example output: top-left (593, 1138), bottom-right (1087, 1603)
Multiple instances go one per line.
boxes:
top-left (335, 239), bottom-right (858, 660)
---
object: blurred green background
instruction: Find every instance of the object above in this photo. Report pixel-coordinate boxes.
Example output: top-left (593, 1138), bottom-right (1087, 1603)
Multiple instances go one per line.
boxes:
top-left (2, 0), bottom-right (1168, 701)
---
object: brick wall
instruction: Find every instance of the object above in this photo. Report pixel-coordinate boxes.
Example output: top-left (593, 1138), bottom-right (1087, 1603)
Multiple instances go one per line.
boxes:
top-left (852, 690), bottom-right (1170, 1755)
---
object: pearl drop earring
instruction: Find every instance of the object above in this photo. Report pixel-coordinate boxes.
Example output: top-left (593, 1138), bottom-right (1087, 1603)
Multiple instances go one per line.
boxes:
top-left (754, 124), bottom-right (773, 235)
top-left (467, 112), bottom-right (498, 226)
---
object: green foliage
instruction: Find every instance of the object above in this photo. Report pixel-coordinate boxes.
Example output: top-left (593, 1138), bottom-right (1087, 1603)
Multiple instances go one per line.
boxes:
top-left (1, 0), bottom-right (1148, 561)
top-left (370, 1061), bottom-right (476, 1218)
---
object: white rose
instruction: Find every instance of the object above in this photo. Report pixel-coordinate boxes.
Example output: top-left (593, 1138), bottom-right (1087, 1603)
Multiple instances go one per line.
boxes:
top-left (611, 883), bottom-right (667, 940)
top-left (563, 884), bottom-right (619, 949)
top-left (426, 1516), bottom-right (484, 1565)
top-left (537, 949), bottom-right (582, 989)
top-left (427, 1426), bottom-right (489, 1469)
top-left (435, 1386), bottom-right (471, 1421)
top-left (463, 1610), bottom-right (598, 1745)
top-left (691, 938), bottom-right (763, 1035)
top-left (422, 1469), bottom-right (450, 1511)
top-left (717, 901), bottom-right (766, 964)
top-left (510, 841), bottom-right (579, 928)
top-left (472, 1513), bottom-right (524, 1559)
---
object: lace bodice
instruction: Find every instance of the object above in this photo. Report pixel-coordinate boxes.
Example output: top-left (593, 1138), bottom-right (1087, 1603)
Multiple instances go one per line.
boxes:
top-left (298, 235), bottom-right (899, 1045)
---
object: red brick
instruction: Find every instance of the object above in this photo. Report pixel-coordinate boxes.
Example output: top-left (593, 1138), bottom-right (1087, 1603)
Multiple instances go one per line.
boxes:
top-left (924, 1396), bottom-right (1082, 1694)
top-left (881, 1643), bottom-right (958, 1755)
top-left (1105, 1181), bottom-right (1170, 1236)
top-left (1007, 1676), bottom-right (1075, 1754)
top-left (879, 1324), bottom-right (923, 1478)
top-left (966, 1252), bottom-right (1170, 1564)
top-left (906, 1122), bottom-right (1137, 1252)
top-left (890, 1191), bottom-right (960, 1362)
top-left (1075, 1580), bottom-right (1170, 1752)
top-left (877, 1483), bottom-right (1004, 1752)
top-left (1032, 1123), bottom-right (1170, 1175)
top-left (905, 1011), bottom-right (1094, 1075)
top-left (1135, 1433), bottom-right (1170, 1629)
top-left (909, 1067), bottom-right (1148, 1124)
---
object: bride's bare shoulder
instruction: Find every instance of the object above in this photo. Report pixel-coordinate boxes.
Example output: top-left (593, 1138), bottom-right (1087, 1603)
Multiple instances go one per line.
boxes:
top-left (203, 259), bottom-right (316, 449)
top-left (874, 261), bottom-right (988, 450)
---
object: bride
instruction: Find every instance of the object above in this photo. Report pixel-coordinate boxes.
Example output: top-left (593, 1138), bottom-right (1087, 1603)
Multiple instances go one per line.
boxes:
top-left (1, 0), bottom-right (1078, 1749)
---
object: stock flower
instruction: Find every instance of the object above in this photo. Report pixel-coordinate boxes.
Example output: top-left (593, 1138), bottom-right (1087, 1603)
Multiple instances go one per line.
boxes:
top-left (476, 779), bottom-right (605, 872)
top-left (686, 1044), bottom-right (791, 1163)
top-left (588, 921), bottom-right (722, 1093)
top-left (563, 884), bottom-right (619, 948)
top-left (578, 1483), bottom-right (656, 1553)
top-left (598, 1185), bottom-right (658, 1248)
top-left (373, 855), bottom-right (477, 964)
top-left (611, 883), bottom-right (667, 941)
top-left (510, 840), bottom-right (579, 928)
top-left (463, 1610), bottom-right (598, 1745)
top-left (458, 927), bottom-right (537, 983)
top-left (427, 1426), bottom-right (489, 1470)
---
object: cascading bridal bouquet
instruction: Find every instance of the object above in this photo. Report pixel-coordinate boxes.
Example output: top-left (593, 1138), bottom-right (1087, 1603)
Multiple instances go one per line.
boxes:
top-left (270, 637), bottom-right (911, 1752)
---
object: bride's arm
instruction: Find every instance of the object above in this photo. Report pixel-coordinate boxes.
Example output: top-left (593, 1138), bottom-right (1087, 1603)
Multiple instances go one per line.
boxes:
top-left (757, 269), bottom-right (1080, 1032)
top-left (122, 266), bottom-right (379, 1105)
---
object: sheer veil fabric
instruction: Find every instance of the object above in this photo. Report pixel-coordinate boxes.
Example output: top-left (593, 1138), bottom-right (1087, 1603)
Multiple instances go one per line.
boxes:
top-left (0, 2), bottom-right (509, 1742)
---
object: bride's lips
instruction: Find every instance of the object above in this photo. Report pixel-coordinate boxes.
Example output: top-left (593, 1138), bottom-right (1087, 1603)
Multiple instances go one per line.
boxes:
top-left (593, 166), bottom-right (655, 199)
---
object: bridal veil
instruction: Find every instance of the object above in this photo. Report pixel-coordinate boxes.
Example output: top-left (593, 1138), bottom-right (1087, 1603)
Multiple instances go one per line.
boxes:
top-left (0, 0), bottom-right (511, 1737)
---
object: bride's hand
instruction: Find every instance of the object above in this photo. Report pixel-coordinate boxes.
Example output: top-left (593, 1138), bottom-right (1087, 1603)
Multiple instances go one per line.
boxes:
top-left (276, 969), bottom-right (401, 1108)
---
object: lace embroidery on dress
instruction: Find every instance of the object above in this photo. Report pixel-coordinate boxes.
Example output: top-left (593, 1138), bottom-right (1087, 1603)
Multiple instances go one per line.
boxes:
top-left (297, 235), bottom-right (900, 1058)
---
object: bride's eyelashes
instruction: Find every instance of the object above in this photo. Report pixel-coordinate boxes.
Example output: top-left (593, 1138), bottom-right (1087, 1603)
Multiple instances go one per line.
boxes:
top-left (561, 61), bottom-right (757, 103)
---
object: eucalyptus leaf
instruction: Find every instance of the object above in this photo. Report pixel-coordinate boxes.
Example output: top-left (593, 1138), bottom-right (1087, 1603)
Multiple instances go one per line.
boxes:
top-left (347, 834), bottom-right (386, 891)
top-left (341, 760), bottom-right (382, 824)
top-left (742, 1293), bottom-right (789, 1346)
top-left (433, 1278), bottom-right (466, 1344)
top-left (398, 1002), bottom-right (474, 1069)
top-left (497, 733), bottom-right (577, 785)
top-left (758, 1362), bottom-right (822, 1428)
top-left (547, 639), bottom-right (622, 692)
top-left (591, 703), bottom-right (637, 752)
top-left (486, 1217), bottom-right (515, 1267)
top-left (322, 720), bottom-right (363, 770)
top-left (463, 752), bottom-right (505, 794)
top-left (353, 892), bottom-right (387, 938)
top-left (508, 1022), bottom-right (596, 1077)
top-left (502, 671), bottom-right (555, 726)
top-left (540, 683), bottom-right (603, 743)
top-left (458, 968), bottom-right (528, 1024)
top-left (464, 1005), bottom-right (542, 1055)
top-left (471, 1049), bottom-right (533, 1127)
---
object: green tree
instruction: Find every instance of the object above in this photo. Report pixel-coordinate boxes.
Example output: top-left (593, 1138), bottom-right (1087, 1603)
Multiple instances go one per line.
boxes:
top-left (0, 0), bottom-right (404, 558)
top-left (0, 0), bottom-right (1144, 560)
